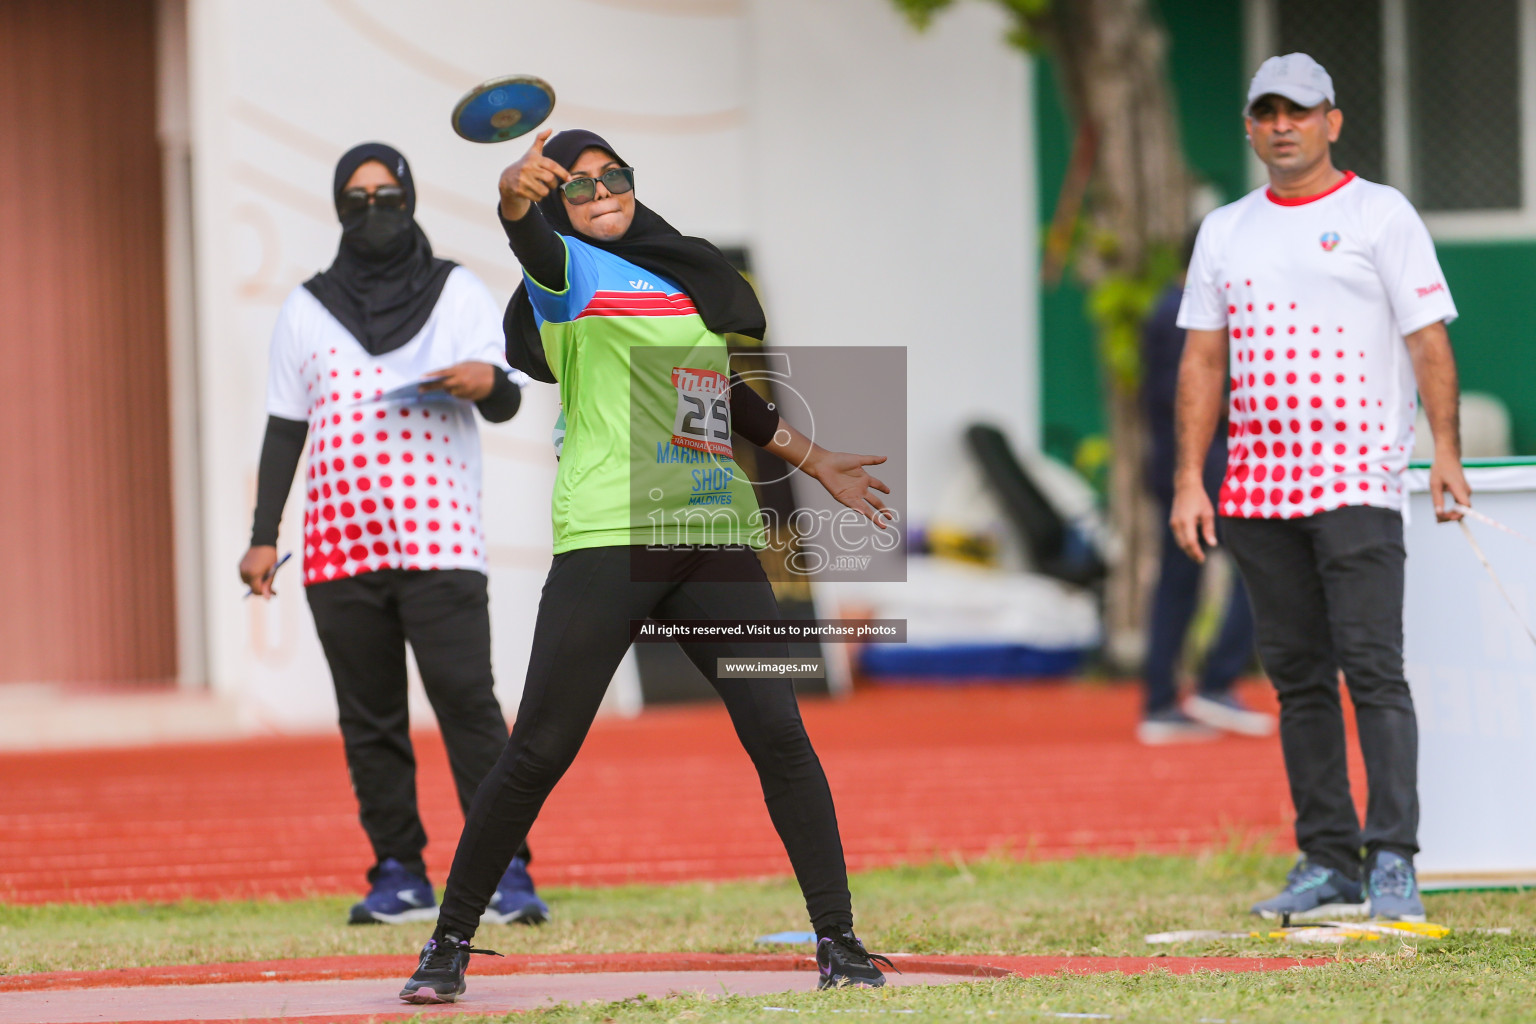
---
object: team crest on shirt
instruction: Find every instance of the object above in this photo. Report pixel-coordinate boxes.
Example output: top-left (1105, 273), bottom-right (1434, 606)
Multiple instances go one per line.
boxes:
top-left (1319, 231), bottom-right (1341, 252)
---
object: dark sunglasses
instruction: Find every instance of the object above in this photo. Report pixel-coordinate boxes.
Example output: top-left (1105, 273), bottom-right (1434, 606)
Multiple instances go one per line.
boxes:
top-left (338, 185), bottom-right (407, 216)
top-left (559, 167), bottom-right (635, 205)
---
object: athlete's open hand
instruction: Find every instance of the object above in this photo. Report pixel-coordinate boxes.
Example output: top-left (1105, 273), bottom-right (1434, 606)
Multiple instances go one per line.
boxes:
top-left (422, 362), bottom-right (498, 402)
top-left (761, 420), bottom-right (895, 528)
top-left (499, 129), bottom-right (569, 221)
top-left (803, 449), bottom-right (893, 528)
top-left (1170, 476), bottom-right (1217, 564)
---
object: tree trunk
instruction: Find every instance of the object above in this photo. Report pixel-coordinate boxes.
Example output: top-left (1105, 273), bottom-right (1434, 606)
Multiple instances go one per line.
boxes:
top-left (1042, 0), bottom-right (1188, 669)
top-left (1101, 373), bottom-right (1159, 667)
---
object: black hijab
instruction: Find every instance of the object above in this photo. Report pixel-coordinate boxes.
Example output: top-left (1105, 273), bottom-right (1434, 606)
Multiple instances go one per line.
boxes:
top-left (305, 142), bottom-right (457, 356)
top-left (505, 130), bottom-right (765, 382)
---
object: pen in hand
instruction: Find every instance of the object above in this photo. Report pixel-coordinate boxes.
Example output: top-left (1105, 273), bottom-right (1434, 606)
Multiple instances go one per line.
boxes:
top-left (245, 552), bottom-right (292, 598)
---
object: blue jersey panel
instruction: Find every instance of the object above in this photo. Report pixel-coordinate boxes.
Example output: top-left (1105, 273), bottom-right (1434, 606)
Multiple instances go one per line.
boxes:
top-left (526, 236), bottom-right (682, 327)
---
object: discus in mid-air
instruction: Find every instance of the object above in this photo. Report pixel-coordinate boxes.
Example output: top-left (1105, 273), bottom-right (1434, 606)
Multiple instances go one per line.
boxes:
top-left (451, 75), bottom-right (556, 144)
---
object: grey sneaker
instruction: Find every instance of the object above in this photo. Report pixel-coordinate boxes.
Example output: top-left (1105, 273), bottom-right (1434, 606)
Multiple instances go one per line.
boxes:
top-left (1136, 708), bottom-right (1218, 745)
top-left (1251, 858), bottom-right (1367, 920)
top-left (1185, 692), bottom-right (1275, 737)
top-left (1367, 851), bottom-right (1426, 922)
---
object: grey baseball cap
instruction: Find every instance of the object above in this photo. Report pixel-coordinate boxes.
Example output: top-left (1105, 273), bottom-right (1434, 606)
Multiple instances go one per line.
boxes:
top-left (1246, 53), bottom-right (1335, 111)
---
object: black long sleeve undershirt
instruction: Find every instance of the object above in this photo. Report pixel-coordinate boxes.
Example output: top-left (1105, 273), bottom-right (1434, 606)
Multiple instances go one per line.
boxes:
top-left (500, 203), bottom-right (567, 291)
top-left (476, 367), bottom-right (522, 423)
top-left (250, 415), bottom-right (308, 547)
top-left (498, 204), bottom-right (778, 448)
top-left (729, 375), bottom-right (779, 448)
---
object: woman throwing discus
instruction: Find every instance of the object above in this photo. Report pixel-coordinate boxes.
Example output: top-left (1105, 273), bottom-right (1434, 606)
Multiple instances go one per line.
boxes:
top-left (399, 129), bottom-right (894, 1004)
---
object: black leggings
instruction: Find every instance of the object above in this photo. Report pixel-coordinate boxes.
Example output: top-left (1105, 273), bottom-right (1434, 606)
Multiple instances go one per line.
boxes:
top-left (436, 545), bottom-right (853, 938)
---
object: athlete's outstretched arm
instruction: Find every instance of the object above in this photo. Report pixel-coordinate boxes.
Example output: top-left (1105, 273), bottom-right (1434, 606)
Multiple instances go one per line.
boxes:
top-left (1406, 320), bottom-right (1471, 521)
top-left (1170, 327), bottom-right (1229, 563)
top-left (761, 420), bottom-right (892, 527)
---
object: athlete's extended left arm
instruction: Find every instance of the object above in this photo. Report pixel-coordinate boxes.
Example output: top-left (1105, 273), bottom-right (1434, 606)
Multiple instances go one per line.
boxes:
top-left (761, 419), bottom-right (892, 528)
top-left (1405, 320), bottom-right (1471, 522)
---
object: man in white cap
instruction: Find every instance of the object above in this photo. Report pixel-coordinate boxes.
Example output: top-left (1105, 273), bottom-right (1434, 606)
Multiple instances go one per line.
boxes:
top-left (1170, 53), bottom-right (1470, 921)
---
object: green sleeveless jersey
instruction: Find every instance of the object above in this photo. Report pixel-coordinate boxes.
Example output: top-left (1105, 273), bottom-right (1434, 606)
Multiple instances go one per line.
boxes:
top-left (527, 236), bottom-right (764, 552)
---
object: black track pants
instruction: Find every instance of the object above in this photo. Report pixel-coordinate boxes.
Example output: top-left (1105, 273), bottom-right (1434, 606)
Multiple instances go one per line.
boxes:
top-left (1221, 507), bottom-right (1418, 878)
top-left (435, 546), bottom-right (853, 938)
top-left (305, 568), bottom-right (529, 882)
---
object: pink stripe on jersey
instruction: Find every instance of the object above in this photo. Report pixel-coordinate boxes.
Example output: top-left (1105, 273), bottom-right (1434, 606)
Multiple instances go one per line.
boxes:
top-left (577, 290), bottom-right (699, 319)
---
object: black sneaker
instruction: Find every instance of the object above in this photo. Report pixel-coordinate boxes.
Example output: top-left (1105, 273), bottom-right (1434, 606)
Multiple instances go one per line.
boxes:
top-left (815, 931), bottom-right (897, 990)
top-left (398, 933), bottom-right (502, 1004)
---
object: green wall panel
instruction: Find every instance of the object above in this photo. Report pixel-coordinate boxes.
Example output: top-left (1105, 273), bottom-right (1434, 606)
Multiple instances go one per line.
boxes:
top-left (1161, 0), bottom-right (1247, 205)
top-left (1437, 243), bottom-right (1536, 454)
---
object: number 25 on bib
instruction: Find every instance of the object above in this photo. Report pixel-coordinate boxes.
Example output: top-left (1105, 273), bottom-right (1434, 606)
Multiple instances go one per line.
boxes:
top-left (670, 367), bottom-right (733, 457)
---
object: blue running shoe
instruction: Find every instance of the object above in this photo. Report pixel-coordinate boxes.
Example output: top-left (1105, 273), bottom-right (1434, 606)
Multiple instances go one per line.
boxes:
top-left (1250, 858), bottom-right (1366, 921)
top-left (348, 858), bottom-right (438, 925)
top-left (481, 856), bottom-right (549, 925)
top-left (1367, 851), bottom-right (1426, 922)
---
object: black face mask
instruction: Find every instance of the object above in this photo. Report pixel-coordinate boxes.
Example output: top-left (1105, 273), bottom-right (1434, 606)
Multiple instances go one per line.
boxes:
top-left (341, 206), bottom-right (415, 260)
top-left (305, 142), bottom-right (458, 356)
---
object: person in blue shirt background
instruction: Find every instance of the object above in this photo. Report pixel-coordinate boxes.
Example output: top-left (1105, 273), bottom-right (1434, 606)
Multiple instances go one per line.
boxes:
top-left (1138, 225), bottom-right (1273, 744)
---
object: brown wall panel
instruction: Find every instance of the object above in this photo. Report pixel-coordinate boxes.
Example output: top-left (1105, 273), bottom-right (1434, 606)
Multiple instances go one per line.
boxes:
top-left (0, 0), bottom-right (178, 683)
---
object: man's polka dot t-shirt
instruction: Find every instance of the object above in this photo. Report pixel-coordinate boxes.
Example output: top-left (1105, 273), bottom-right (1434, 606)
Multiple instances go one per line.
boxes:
top-left (1177, 173), bottom-right (1458, 519)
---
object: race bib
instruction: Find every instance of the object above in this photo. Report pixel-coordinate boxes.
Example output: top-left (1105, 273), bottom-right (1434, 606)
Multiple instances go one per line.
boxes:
top-left (670, 367), bottom-right (732, 457)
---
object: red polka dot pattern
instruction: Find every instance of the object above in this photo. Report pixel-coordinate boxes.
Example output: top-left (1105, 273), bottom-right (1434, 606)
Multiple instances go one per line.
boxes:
top-left (1214, 281), bottom-right (1413, 520)
top-left (295, 346), bottom-right (488, 584)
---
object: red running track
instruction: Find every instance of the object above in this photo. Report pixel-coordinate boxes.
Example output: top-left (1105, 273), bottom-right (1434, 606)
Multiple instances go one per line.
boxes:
top-left (0, 682), bottom-right (1366, 904)
top-left (0, 951), bottom-right (1332, 993)
top-left (0, 953), bottom-right (1335, 1024)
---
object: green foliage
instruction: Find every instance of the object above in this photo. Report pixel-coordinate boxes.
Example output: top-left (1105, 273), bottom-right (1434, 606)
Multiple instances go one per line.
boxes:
top-left (890, 0), bottom-right (1052, 53)
top-left (1085, 243), bottom-right (1181, 393)
top-left (1072, 433), bottom-right (1112, 491)
top-left (889, 0), bottom-right (956, 29)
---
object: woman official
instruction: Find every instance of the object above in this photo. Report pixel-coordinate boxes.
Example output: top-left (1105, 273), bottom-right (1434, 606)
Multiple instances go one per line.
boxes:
top-left (399, 129), bottom-right (894, 1003)
top-left (239, 143), bottom-right (547, 928)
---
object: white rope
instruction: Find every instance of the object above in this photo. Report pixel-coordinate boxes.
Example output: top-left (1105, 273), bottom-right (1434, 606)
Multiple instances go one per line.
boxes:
top-left (1454, 504), bottom-right (1536, 547)
top-left (1450, 505), bottom-right (1536, 648)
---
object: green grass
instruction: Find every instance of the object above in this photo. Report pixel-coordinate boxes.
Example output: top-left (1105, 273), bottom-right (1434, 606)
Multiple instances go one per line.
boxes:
top-left (3, 852), bottom-right (1533, 1022)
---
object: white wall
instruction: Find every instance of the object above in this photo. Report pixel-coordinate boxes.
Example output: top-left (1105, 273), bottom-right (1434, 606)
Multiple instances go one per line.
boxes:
top-left (747, 0), bottom-right (1037, 523)
top-left (183, 0), bottom-right (1036, 729)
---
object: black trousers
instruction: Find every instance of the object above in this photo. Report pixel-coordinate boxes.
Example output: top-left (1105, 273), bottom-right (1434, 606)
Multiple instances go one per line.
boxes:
top-left (1222, 507), bottom-right (1418, 878)
top-left (436, 546), bottom-right (853, 939)
top-left (306, 568), bottom-right (529, 883)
